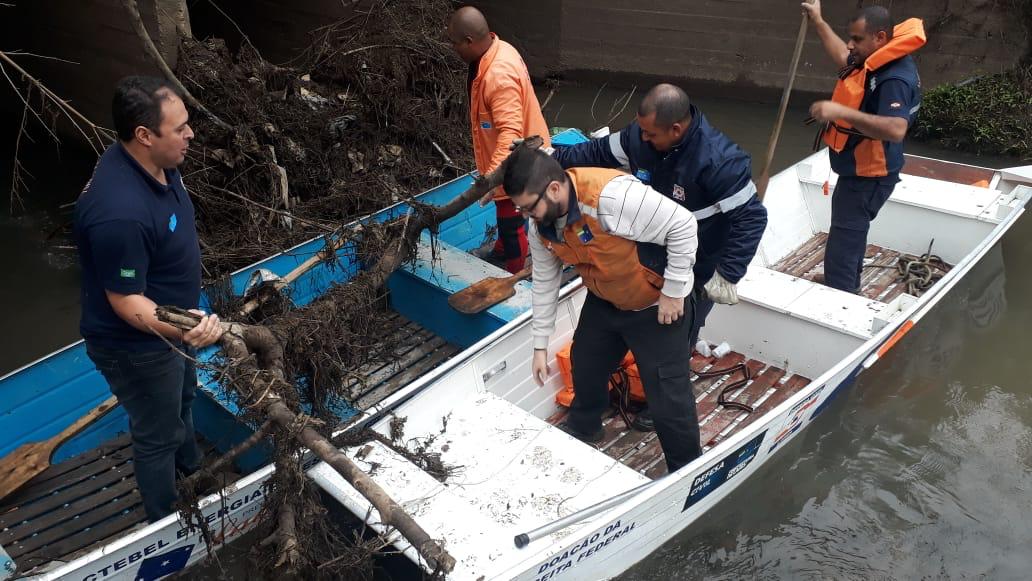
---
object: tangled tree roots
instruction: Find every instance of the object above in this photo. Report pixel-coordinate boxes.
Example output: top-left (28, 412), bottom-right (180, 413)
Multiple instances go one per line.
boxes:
top-left (174, 0), bottom-right (473, 278)
top-left (158, 136), bottom-right (541, 577)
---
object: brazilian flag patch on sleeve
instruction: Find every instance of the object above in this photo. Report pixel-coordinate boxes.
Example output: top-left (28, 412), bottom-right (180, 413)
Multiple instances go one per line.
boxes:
top-left (120, 268), bottom-right (136, 279)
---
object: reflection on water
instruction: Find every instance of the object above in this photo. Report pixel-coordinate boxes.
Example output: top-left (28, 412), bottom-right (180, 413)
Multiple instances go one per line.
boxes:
top-left (0, 120), bottom-right (90, 374)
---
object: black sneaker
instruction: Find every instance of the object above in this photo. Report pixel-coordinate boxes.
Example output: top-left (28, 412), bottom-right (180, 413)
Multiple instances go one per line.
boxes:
top-left (558, 421), bottom-right (605, 444)
top-left (631, 407), bottom-right (655, 432)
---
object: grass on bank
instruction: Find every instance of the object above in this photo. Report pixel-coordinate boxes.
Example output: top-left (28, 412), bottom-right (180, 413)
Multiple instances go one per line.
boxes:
top-left (912, 66), bottom-right (1032, 161)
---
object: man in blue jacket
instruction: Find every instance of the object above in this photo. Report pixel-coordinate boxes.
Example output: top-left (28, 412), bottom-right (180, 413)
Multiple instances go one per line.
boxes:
top-left (552, 83), bottom-right (767, 430)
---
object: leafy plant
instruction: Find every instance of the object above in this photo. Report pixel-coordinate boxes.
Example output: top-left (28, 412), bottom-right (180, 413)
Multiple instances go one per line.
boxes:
top-left (912, 66), bottom-right (1032, 160)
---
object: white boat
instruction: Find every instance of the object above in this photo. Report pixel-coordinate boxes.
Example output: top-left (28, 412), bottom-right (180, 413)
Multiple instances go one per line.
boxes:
top-left (308, 146), bottom-right (1032, 580)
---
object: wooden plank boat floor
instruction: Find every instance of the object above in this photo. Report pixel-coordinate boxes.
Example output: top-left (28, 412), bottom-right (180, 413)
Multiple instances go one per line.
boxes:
top-left (772, 232), bottom-right (913, 302)
top-left (0, 312), bottom-right (456, 573)
top-left (0, 434), bottom-right (218, 571)
top-left (547, 351), bottom-right (811, 479)
top-left (346, 311), bottom-right (460, 410)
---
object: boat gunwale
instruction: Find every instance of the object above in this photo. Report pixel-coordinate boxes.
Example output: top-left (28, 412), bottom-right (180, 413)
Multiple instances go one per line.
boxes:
top-left (488, 182), bottom-right (1032, 579)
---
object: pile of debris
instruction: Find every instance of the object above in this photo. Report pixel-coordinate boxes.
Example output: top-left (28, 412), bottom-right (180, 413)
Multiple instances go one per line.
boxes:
top-left (175, 0), bottom-right (473, 277)
top-left (161, 1), bottom-right (482, 578)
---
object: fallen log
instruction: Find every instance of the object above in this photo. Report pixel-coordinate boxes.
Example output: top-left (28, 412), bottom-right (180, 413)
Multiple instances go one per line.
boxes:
top-left (158, 307), bottom-right (455, 573)
top-left (235, 136), bottom-right (543, 318)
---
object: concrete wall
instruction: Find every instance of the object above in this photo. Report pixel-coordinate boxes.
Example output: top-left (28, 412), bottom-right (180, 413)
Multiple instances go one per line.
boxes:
top-left (476, 0), bottom-right (1028, 95)
top-left (1, 0), bottom-right (188, 128)
top-left (1, 0), bottom-right (1025, 133)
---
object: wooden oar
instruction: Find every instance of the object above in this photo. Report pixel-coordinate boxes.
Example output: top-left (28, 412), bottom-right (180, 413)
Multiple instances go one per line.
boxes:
top-left (756, 0), bottom-right (814, 201)
top-left (447, 265), bottom-right (532, 314)
top-left (0, 395), bottom-right (119, 501)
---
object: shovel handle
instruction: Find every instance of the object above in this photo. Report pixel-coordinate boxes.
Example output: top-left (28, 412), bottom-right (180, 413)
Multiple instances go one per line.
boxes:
top-left (510, 264), bottom-right (532, 282)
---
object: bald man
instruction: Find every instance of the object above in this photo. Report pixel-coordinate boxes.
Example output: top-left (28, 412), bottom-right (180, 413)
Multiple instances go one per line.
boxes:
top-left (447, 6), bottom-right (550, 273)
top-left (552, 84), bottom-right (767, 432)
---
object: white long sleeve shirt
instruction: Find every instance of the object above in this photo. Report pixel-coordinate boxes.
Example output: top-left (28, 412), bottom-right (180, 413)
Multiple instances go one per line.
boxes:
top-left (529, 174), bottom-right (698, 349)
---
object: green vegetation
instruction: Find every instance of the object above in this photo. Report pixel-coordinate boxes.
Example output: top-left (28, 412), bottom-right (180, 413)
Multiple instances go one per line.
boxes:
top-left (913, 66), bottom-right (1032, 160)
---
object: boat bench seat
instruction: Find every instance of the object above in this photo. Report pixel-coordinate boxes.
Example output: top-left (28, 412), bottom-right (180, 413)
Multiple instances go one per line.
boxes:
top-left (313, 391), bottom-right (648, 577)
top-left (892, 173), bottom-right (1012, 221)
top-left (798, 170), bottom-right (1008, 222)
top-left (738, 266), bottom-right (897, 340)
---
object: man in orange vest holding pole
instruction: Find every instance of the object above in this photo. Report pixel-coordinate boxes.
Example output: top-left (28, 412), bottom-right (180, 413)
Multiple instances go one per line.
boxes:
top-left (803, 2), bottom-right (924, 293)
top-left (447, 6), bottom-right (551, 273)
top-left (503, 146), bottom-right (703, 473)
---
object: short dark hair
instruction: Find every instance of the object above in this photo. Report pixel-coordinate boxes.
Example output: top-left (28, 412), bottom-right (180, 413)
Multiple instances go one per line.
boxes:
top-left (502, 147), bottom-right (567, 199)
top-left (112, 76), bottom-right (181, 142)
top-left (637, 84), bottom-right (691, 128)
top-left (852, 6), bottom-right (894, 39)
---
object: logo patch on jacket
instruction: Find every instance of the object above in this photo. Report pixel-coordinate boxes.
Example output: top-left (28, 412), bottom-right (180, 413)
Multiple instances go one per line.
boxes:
top-left (889, 101), bottom-right (902, 109)
top-left (480, 121), bottom-right (492, 129)
top-left (672, 184), bottom-right (686, 201)
top-left (869, 76), bottom-right (877, 91)
top-left (169, 213), bottom-right (178, 232)
top-left (576, 224), bottom-right (594, 243)
top-left (635, 169), bottom-right (651, 183)
top-left (120, 268), bottom-right (136, 279)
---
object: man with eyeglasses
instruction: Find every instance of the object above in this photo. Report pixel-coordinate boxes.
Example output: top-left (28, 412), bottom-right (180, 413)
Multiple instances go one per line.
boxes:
top-left (503, 146), bottom-right (703, 473)
top-left (551, 83), bottom-right (767, 432)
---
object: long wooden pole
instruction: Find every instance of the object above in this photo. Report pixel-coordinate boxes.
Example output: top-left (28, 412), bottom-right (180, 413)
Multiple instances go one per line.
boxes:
top-left (756, 1), bottom-right (814, 201)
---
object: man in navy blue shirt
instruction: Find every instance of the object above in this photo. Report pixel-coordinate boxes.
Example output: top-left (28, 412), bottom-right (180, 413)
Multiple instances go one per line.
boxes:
top-left (552, 83), bottom-right (767, 431)
top-left (76, 76), bottom-right (222, 522)
top-left (804, 2), bottom-right (923, 292)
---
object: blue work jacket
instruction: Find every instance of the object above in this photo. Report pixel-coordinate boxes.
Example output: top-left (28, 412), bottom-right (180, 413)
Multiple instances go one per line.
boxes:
top-left (553, 105), bottom-right (767, 285)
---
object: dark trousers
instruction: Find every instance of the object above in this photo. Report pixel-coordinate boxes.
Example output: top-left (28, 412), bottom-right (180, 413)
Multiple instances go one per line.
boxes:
top-left (568, 292), bottom-right (702, 471)
top-left (825, 176), bottom-right (898, 293)
top-left (86, 343), bottom-right (201, 522)
top-left (689, 290), bottom-right (715, 347)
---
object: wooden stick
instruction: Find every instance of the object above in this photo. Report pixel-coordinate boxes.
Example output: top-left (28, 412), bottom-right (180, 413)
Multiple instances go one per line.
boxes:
top-left (756, 2), bottom-right (814, 201)
top-left (236, 136), bottom-right (544, 317)
top-left (0, 49), bottom-right (114, 152)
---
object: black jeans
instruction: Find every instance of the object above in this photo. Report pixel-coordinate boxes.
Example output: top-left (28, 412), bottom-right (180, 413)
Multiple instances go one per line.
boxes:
top-left (86, 343), bottom-right (201, 522)
top-left (825, 176), bottom-right (898, 293)
top-left (568, 292), bottom-right (702, 471)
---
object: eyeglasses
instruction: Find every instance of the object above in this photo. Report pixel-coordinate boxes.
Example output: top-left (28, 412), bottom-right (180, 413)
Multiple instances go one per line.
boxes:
top-left (515, 182), bottom-right (550, 214)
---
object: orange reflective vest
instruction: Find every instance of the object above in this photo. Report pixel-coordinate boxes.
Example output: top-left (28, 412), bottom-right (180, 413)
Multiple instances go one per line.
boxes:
top-left (469, 35), bottom-right (551, 200)
top-left (823, 18), bottom-right (926, 177)
top-left (540, 168), bottom-right (666, 310)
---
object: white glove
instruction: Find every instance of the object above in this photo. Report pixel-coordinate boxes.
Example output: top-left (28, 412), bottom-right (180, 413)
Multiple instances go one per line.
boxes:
top-left (704, 272), bottom-right (739, 305)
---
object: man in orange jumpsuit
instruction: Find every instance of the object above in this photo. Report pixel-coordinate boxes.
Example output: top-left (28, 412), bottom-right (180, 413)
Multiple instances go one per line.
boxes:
top-left (447, 6), bottom-right (551, 273)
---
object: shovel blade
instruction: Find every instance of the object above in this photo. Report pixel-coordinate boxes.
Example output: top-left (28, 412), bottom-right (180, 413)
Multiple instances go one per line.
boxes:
top-left (447, 277), bottom-right (518, 314)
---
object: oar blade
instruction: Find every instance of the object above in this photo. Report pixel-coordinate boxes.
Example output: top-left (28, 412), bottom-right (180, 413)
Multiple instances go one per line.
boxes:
top-left (447, 277), bottom-right (517, 314)
top-left (0, 442), bottom-right (52, 501)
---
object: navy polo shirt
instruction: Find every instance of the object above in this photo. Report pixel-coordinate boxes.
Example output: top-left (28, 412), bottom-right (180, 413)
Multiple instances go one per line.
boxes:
top-left (830, 55), bottom-right (921, 179)
top-left (75, 143), bottom-right (202, 351)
